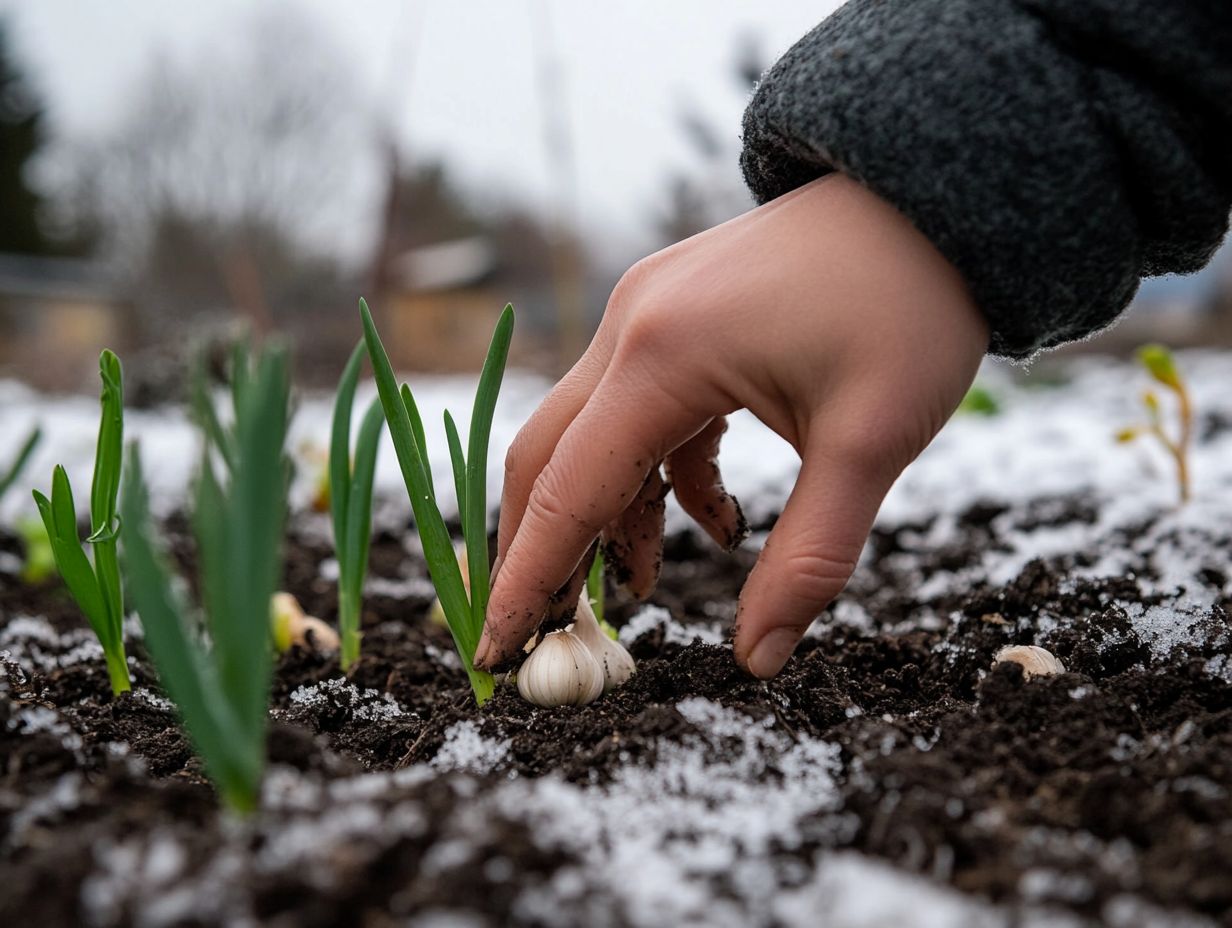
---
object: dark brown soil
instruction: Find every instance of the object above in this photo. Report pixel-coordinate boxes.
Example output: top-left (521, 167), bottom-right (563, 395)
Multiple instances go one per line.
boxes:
top-left (2, 495), bottom-right (1231, 926)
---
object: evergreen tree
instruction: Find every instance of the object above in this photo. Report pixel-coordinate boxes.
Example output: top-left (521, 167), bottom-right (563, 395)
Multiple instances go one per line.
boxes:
top-left (0, 21), bottom-right (50, 255)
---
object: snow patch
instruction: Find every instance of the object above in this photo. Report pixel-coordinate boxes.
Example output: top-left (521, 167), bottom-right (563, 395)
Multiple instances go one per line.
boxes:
top-left (431, 720), bottom-right (510, 774)
top-left (288, 677), bottom-right (406, 721)
top-left (777, 852), bottom-right (1083, 928)
top-left (499, 698), bottom-right (842, 927)
top-left (619, 605), bottom-right (724, 648)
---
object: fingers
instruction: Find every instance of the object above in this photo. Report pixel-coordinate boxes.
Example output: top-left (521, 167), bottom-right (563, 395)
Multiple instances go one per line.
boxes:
top-left (601, 465), bottom-right (669, 600)
top-left (664, 416), bottom-right (749, 552)
top-left (544, 539), bottom-right (598, 625)
top-left (497, 349), bottom-right (608, 562)
top-left (475, 373), bottom-right (709, 668)
top-left (733, 439), bottom-right (893, 679)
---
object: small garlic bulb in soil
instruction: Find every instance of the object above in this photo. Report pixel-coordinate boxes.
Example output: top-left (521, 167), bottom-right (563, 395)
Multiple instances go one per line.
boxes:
top-left (516, 630), bottom-right (605, 707)
top-left (271, 592), bottom-right (340, 654)
top-left (994, 644), bottom-right (1065, 678)
top-left (570, 595), bottom-right (635, 693)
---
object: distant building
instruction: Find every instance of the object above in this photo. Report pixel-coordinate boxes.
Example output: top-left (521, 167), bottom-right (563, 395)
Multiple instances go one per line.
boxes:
top-left (382, 236), bottom-right (553, 372)
top-left (0, 254), bottom-right (131, 390)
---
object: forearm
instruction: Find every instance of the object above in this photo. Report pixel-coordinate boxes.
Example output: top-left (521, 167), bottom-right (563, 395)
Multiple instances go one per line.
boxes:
top-left (741, 0), bottom-right (1232, 359)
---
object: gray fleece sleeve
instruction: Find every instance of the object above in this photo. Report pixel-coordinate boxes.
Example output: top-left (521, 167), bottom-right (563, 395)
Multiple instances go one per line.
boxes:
top-left (740, 0), bottom-right (1232, 359)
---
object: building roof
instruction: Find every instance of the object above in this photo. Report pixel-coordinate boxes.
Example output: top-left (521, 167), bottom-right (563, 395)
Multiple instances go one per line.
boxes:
top-left (0, 253), bottom-right (122, 303)
top-left (390, 237), bottom-right (497, 293)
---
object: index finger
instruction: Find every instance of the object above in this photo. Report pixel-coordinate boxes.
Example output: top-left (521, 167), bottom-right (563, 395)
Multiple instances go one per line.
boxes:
top-left (474, 371), bottom-right (710, 668)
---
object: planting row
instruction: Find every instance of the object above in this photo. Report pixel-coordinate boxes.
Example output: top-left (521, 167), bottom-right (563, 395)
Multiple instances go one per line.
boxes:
top-left (4, 300), bottom-right (636, 814)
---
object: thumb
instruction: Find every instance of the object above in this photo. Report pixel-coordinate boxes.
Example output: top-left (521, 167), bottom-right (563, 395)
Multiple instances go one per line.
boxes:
top-left (733, 441), bottom-right (892, 679)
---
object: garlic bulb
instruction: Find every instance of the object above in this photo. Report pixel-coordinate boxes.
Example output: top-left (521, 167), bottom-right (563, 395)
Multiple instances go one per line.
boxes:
top-left (994, 644), bottom-right (1065, 678)
top-left (570, 596), bottom-right (635, 693)
top-left (271, 592), bottom-right (340, 654)
top-left (516, 630), bottom-right (604, 707)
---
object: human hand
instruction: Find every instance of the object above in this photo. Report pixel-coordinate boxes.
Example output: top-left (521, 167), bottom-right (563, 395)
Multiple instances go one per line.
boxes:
top-left (474, 174), bottom-right (988, 678)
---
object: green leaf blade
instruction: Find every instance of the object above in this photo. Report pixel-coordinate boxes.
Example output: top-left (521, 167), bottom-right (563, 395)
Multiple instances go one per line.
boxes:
top-left (192, 361), bottom-right (237, 474)
top-left (401, 384), bottom-right (435, 500)
top-left (1137, 343), bottom-right (1181, 390)
top-left (0, 426), bottom-right (42, 501)
top-left (359, 298), bottom-right (486, 696)
top-left (211, 347), bottom-right (290, 747)
top-left (464, 304), bottom-right (514, 637)
top-left (90, 349), bottom-right (124, 536)
top-left (343, 397), bottom-right (384, 600)
top-left (122, 447), bottom-right (260, 811)
top-left (37, 472), bottom-right (112, 651)
top-left (443, 410), bottom-right (467, 530)
top-left (330, 341), bottom-right (365, 575)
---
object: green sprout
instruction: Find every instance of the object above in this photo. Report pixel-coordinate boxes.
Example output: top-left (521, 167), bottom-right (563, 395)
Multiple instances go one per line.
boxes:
top-left (359, 297), bottom-right (511, 705)
top-left (33, 350), bottom-right (130, 696)
top-left (587, 548), bottom-right (605, 624)
top-left (586, 548), bottom-right (619, 640)
top-left (1116, 344), bottom-right (1193, 503)
top-left (15, 515), bottom-right (55, 584)
top-left (329, 341), bottom-right (384, 670)
top-left (956, 384), bottom-right (1001, 417)
top-left (0, 426), bottom-right (41, 503)
top-left (121, 343), bottom-right (291, 815)
top-left (190, 339), bottom-right (263, 476)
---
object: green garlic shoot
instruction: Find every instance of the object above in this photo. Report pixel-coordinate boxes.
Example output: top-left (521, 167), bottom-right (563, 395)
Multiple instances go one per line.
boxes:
top-left (586, 548), bottom-right (619, 640)
top-left (329, 341), bottom-right (384, 670)
top-left (121, 342), bottom-right (291, 815)
top-left (359, 297), bottom-right (512, 705)
top-left (33, 350), bottom-right (130, 696)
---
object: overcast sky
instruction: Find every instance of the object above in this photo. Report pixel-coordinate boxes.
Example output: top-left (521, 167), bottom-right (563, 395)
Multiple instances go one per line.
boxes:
top-left (3, 0), bottom-right (840, 265)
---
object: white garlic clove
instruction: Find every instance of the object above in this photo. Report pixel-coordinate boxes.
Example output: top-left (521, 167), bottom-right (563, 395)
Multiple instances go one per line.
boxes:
top-left (569, 596), bottom-right (635, 693)
top-left (516, 630), bottom-right (605, 707)
top-left (994, 644), bottom-right (1065, 678)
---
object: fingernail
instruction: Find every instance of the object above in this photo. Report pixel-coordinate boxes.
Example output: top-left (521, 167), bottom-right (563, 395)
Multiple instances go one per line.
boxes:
top-left (725, 495), bottom-right (750, 551)
top-left (746, 628), bottom-right (799, 679)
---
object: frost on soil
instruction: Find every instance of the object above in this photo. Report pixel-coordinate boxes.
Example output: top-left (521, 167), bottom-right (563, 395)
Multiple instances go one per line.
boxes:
top-left (5, 354), bottom-right (1232, 926)
top-left (66, 698), bottom-right (1096, 928)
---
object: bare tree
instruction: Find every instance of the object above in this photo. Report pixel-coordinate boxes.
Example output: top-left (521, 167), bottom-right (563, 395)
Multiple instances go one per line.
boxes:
top-left (51, 8), bottom-right (366, 332)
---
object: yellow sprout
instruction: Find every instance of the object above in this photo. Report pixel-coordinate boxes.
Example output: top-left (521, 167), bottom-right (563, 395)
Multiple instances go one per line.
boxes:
top-left (1137, 344), bottom-right (1181, 391)
top-left (1116, 345), bottom-right (1193, 503)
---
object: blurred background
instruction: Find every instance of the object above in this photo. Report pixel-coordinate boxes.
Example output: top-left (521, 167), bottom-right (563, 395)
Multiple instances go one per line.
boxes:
top-left (1, 0), bottom-right (1230, 397)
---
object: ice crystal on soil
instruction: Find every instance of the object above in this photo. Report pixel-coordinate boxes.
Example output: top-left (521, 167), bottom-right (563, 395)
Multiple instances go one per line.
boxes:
top-left (431, 720), bottom-right (511, 773)
top-left (289, 677), bottom-right (405, 721)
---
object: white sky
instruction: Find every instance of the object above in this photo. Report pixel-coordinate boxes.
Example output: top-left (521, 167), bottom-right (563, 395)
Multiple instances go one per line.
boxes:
top-left (4, 0), bottom-right (839, 266)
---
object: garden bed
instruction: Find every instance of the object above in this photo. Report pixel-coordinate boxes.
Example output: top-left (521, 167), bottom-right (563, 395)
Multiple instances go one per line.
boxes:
top-left (2, 356), bottom-right (1231, 927)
